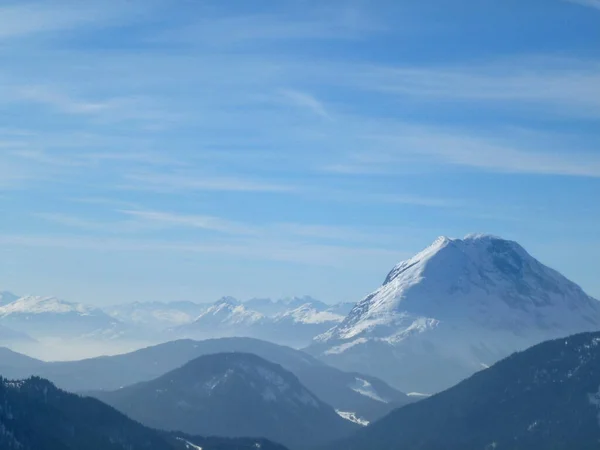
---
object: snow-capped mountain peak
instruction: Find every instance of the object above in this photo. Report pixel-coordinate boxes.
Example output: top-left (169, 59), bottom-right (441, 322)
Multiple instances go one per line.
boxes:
top-left (214, 296), bottom-right (242, 307)
top-left (340, 234), bottom-right (598, 334)
top-left (0, 295), bottom-right (97, 316)
top-left (275, 303), bottom-right (345, 325)
top-left (309, 234), bottom-right (600, 393)
top-left (0, 295), bottom-right (124, 342)
top-left (193, 298), bottom-right (264, 326)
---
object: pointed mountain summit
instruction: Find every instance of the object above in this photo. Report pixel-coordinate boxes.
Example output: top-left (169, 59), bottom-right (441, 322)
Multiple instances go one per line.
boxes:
top-left (308, 234), bottom-right (600, 393)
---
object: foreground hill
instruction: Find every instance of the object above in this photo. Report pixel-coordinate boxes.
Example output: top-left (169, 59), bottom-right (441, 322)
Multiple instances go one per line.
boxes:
top-left (309, 234), bottom-right (600, 393)
top-left (94, 352), bottom-right (357, 449)
top-left (326, 331), bottom-right (600, 450)
top-left (0, 376), bottom-right (287, 450)
top-left (2, 337), bottom-right (408, 422)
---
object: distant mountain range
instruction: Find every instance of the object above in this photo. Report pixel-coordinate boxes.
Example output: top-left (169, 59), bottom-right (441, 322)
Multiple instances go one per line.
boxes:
top-left (0, 292), bottom-right (350, 350)
top-left (178, 297), bottom-right (350, 347)
top-left (308, 234), bottom-right (600, 393)
top-left (327, 331), bottom-right (600, 450)
top-left (4, 233), bottom-right (599, 398)
top-left (0, 295), bottom-right (125, 342)
top-left (105, 300), bottom-right (210, 329)
top-left (93, 352), bottom-right (357, 449)
top-left (0, 337), bottom-right (408, 424)
top-left (0, 375), bottom-right (287, 450)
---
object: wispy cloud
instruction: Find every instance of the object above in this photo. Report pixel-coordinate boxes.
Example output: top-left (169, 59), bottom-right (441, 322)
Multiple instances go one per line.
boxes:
top-left (566, 0), bottom-right (600, 10)
top-left (278, 89), bottom-right (332, 120)
top-left (123, 172), bottom-right (297, 193)
top-left (120, 210), bottom-right (257, 235)
top-left (34, 213), bottom-right (141, 233)
top-left (35, 208), bottom-right (416, 248)
top-left (0, 1), bottom-right (149, 40)
top-left (324, 191), bottom-right (465, 208)
top-left (11, 149), bottom-right (183, 169)
top-left (344, 58), bottom-right (600, 118)
top-left (17, 86), bottom-right (125, 115)
top-left (0, 233), bottom-right (404, 268)
top-left (151, 8), bottom-right (384, 48)
top-left (7, 85), bottom-right (174, 127)
top-left (323, 124), bottom-right (600, 178)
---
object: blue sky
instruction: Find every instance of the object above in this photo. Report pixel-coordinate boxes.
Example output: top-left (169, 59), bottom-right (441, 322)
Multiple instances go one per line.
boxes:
top-left (0, 0), bottom-right (599, 305)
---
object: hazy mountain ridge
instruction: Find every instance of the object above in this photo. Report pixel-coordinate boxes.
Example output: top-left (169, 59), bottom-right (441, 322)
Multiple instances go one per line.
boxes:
top-left (0, 375), bottom-right (287, 450)
top-left (0, 337), bottom-right (408, 423)
top-left (309, 234), bottom-right (600, 393)
top-left (93, 352), bottom-right (357, 449)
top-left (327, 331), bottom-right (600, 450)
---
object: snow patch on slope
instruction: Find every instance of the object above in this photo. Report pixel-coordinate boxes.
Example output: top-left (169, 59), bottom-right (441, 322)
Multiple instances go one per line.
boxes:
top-left (336, 410), bottom-right (369, 426)
top-left (350, 378), bottom-right (388, 403)
top-left (176, 437), bottom-right (203, 450)
top-left (275, 303), bottom-right (345, 325)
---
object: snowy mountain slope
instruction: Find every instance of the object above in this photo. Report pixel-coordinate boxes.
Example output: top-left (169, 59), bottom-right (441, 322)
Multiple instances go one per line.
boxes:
top-left (308, 234), bottom-right (600, 393)
top-left (274, 303), bottom-right (346, 325)
top-left (186, 297), bottom-right (265, 329)
top-left (93, 352), bottom-right (357, 449)
top-left (245, 296), bottom-right (328, 315)
top-left (0, 295), bottom-right (125, 340)
top-left (105, 301), bottom-right (210, 330)
top-left (176, 297), bottom-right (347, 347)
top-left (104, 296), bottom-right (345, 338)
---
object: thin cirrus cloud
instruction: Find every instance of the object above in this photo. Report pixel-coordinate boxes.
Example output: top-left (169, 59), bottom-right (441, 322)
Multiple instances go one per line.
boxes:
top-left (123, 210), bottom-right (413, 245)
top-left (0, 233), bottom-right (403, 268)
top-left (36, 210), bottom-right (257, 236)
top-left (8, 84), bottom-right (174, 126)
top-left (342, 58), bottom-right (600, 118)
top-left (122, 172), bottom-right (298, 193)
top-left (17, 86), bottom-right (128, 115)
top-left (12, 149), bottom-right (183, 168)
top-left (322, 124), bottom-right (600, 178)
top-left (150, 8), bottom-right (384, 47)
top-left (566, 0), bottom-right (600, 10)
top-left (278, 89), bottom-right (332, 120)
top-left (120, 210), bottom-right (259, 236)
top-left (0, 1), bottom-right (156, 40)
top-left (36, 208), bottom-right (412, 247)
